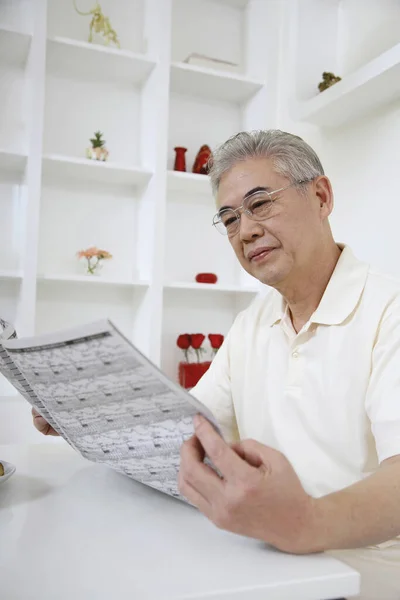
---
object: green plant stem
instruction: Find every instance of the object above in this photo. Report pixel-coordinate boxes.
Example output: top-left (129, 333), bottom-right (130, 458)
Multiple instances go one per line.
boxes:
top-left (86, 257), bottom-right (101, 274)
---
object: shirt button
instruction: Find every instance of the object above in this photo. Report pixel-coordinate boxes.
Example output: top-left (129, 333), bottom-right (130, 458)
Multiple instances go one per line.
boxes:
top-left (292, 351), bottom-right (299, 359)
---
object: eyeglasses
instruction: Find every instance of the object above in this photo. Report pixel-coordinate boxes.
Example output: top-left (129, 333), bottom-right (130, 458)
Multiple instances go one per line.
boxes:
top-left (212, 180), bottom-right (309, 237)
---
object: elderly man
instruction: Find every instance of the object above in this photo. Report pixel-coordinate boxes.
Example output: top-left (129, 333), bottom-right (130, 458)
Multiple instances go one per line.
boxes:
top-left (178, 130), bottom-right (400, 600)
top-left (34, 130), bottom-right (400, 599)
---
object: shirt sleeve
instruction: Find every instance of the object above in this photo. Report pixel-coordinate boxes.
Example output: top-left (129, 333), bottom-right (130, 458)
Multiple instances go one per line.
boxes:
top-left (365, 298), bottom-right (400, 462)
top-left (190, 324), bottom-right (240, 444)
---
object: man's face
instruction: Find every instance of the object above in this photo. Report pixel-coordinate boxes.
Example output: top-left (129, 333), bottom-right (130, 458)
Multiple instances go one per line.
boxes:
top-left (216, 158), bottom-right (326, 288)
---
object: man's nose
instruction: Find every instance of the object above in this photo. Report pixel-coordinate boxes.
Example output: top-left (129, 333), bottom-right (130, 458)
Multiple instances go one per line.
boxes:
top-left (239, 212), bottom-right (264, 241)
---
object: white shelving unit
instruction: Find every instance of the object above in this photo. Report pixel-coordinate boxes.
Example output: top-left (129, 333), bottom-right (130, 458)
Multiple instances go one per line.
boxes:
top-left (0, 0), bottom-right (273, 392)
top-left (3, 0), bottom-right (398, 397)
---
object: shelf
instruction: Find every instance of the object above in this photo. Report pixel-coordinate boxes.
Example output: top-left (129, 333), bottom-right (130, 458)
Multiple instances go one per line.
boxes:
top-left (295, 43), bottom-right (400, 127)
top-left (167, 171), bottom-right (213, 196)
top-left (164, 281), bottom-right (259, 294)
top-left (170, 62), bottom-right (264, 104)
top-left (211, 0), bottom-right (248, 7)
top-left (0, 149), bottom-right (27, 179)
top-left (41, 154), bottom-right (153, 188)
top-left (0, 270), bottom-right (23, 281)
top-left (46, 36), bottom-right (157, 85)
top-left (37, 274), bottom-right (150, 289)
top-left (0, 27), bottom-right (32, 68)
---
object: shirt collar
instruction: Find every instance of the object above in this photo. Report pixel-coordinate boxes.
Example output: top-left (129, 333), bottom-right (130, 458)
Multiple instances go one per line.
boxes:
top-left (310, 244), bottom-right (369, 325)
top-left (265, 244), bottom-right (369, 327)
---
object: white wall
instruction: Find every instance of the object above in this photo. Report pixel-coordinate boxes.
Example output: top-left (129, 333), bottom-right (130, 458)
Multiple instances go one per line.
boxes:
top-left (338, 0), bottom-right (400, 74)
top-left (320, 102), bottom-right (400, 276)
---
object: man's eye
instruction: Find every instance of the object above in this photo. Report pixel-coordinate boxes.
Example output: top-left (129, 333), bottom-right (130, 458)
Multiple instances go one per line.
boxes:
top-left (251, 199), bottom-right (273, 214)
top-left (223, 216), bottom-right (237, 227)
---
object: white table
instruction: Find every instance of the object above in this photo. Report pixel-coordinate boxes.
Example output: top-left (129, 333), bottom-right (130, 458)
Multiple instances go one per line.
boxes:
top-left (0, 444), bottom-right (360, 600)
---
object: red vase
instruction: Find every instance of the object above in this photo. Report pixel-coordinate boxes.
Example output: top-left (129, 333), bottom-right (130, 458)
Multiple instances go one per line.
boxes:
top-left (174, 147), bottom-right (187, 172)
top-left (178, 361), bottom-right (211, 389)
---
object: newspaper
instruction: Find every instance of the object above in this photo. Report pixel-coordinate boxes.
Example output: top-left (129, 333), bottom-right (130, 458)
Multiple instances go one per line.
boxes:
top-left (0, 319), bottom-right (220, 500)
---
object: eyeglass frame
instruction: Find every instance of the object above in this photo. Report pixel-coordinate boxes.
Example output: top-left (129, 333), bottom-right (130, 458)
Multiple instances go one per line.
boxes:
top-left (212, 179), bottom-right (311, 237)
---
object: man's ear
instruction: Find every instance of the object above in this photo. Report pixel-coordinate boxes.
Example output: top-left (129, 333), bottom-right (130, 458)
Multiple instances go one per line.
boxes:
top-left (314, 176), bottom-right (334, 218)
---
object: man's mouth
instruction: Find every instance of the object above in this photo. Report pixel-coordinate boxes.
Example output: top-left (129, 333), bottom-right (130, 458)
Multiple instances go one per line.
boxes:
top-left (247, 247), bottom-right (275, 262)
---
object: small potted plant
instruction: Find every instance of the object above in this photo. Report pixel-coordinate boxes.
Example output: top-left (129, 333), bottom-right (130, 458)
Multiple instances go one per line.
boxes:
top-left (86, 131), bottom-right (109, 161)
top-left (77, 246), bottom-right (112, 275)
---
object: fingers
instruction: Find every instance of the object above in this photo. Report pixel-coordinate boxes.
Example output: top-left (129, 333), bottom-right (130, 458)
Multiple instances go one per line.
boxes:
top-left (182, 432), bottom-right (205, 463)
top-left (178, 478), bottom-right (212, 516)
top-left (179, 434), bottom-right (223, 500)
top-left (193, 415), bottom-right (249, 481)
top-left (32, 408), bottom-right (59, 436)
top-left (232, 439), bottom-right (276, 474)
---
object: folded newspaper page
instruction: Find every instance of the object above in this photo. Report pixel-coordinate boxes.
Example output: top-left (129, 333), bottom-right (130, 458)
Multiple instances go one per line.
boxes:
top-left (0, 319), bottom-right (220, 500)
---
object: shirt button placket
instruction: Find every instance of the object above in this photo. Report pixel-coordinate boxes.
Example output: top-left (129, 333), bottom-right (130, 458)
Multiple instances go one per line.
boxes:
top-left (288, 347), bottom-right (302, 387)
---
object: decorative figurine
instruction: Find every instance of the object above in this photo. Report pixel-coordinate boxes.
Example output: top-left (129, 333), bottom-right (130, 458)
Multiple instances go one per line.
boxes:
top-left (173, 147), bottom-right (187, 172)
top-left (192, 144), bottom-right (212, 175)
top-left (86, 131), bottom-right (109, 161)
top-left (73, 1), bottom-right (120, 48)
top-left (318, 71), bottom-right (341, 93)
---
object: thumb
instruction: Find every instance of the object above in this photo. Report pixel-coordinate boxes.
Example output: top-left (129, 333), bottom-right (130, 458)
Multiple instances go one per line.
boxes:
top-left (32, 408), bottom-right (59, 436)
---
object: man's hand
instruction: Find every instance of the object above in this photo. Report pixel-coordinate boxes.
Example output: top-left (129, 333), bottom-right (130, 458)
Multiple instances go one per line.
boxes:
top-left (32, 408), bottom-right (59, 436)
top-left (179, 414), bottom-right (317, 554)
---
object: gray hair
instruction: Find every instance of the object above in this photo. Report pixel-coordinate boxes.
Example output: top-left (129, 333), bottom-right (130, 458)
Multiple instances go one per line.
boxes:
top-left (209, 129), bottom-right (324, 196)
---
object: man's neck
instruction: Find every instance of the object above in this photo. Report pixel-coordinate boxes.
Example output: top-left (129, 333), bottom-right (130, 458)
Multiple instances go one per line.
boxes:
top-left (277, 242), bottom-right (342, 334)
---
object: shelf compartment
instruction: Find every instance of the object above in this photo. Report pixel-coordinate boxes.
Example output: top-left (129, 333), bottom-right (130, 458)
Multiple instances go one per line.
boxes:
top-left (170, 62), bottom-right (264, 104)
top-left (46, 36), bottom-right (157, 85)
top-left (41, 154), bottom-right (152, 188)
top-left (294, 43), bottom-right (400, 127)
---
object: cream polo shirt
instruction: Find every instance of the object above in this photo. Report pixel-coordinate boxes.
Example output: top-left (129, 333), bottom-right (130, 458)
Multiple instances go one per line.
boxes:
top-left (191, 245), bottom-right (400, 505)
